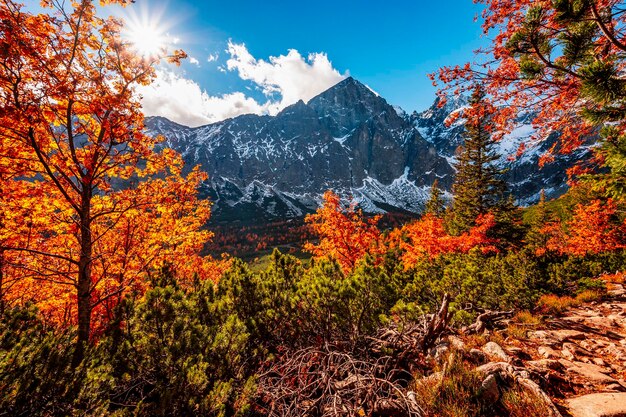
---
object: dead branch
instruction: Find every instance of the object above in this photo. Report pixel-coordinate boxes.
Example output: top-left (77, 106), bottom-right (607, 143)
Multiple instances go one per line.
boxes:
top-left (465, 309), bottom-right (514, 334)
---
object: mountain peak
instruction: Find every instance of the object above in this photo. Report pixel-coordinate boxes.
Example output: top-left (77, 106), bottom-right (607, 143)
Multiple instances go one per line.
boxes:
top-left (311, 76), bottom-right (380, 103)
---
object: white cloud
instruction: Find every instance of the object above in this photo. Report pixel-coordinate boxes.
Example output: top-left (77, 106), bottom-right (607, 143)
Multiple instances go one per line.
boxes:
top-left (138, 43), bottom-right (347, 126)
top-left (226, 41), bottom-right (347, 112)
top-left (189, 56), bottom-right (200, 66)
top-left (207, 53), bottom-right (219, 63)
top-left (138, 70), bottom-right (268, 127)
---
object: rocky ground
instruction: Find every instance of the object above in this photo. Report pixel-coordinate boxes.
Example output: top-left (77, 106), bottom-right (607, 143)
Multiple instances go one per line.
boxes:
top-left (444, 281), bottom-right (626, 417)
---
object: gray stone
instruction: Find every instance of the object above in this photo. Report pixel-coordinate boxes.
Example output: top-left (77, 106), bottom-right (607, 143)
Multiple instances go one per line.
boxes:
top-left (566, 361), bottom-right (617, 384)
top-left (525, 359), bottom-right (563, 373)
top-left (479, 374), bottom-right (500, 405)
top-left (448, 335), bottom-right (466, 351)
top-left (468, 348), bottom-right (488, 364)
top-left (482, 342), bottom-right (509, 362)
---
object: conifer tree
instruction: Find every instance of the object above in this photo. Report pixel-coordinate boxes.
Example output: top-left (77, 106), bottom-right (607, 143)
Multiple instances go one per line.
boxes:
top-left (424, 179), bottom-right (445, 217)
top-left (446, 86), bottom-right (526, 248)
top-left (525, 190), bottom-right (551, 254)
top-left (448, 86), bottom-right (508, 235)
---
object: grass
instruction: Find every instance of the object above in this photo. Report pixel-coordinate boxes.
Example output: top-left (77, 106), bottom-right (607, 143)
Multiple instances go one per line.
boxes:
top-left (513, 311), bottom-right (543, 326)
top-left (506, 310), bottom-right (543, 339)
top-left (575, 289), bottom-right (603, 303)
top-left (412, 353), bottom-right (484, 417)
top-left (501, 386), bottom-right (554, 417)
top-left (602, 271), bottom-right (625, 284)
top-left (536, 294), bottom-right (580, 316)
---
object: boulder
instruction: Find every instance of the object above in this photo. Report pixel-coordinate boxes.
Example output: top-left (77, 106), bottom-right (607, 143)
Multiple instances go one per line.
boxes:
top-left (448, 335), bottom-right (466, 351)
top-left (468, 348), bottom-right (488, 364)
top-left (539, 346), bottom-right (561, 359)
top-left (478, 374), bottom-right (500, 406)
top-left (483, 341), bottom-right (509, 362)
top-left (566, 361), bottom-right (617, 384)
top-left (566, 392), bottom-right (626, 417)
top-left (525, 359), bottom-right (564, 373)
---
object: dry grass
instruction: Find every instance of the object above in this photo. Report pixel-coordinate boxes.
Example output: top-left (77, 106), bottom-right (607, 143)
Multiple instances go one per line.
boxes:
top-left (501, 386), bottom-right (554, 417)
top-left (513, 311), bottom-right (542, 326)
top-left (506, 325), bottom-right (529, 339)
top-left (575, 289), bottom-right (604, 303)
top-left (536, 294), bottom-right (580, 316)
top-left (602, 271), bottom-right (625, 284)
top-left (412, 354), bottom-right (484, 417)
top-left (506, 310), bottom-right (543, 339)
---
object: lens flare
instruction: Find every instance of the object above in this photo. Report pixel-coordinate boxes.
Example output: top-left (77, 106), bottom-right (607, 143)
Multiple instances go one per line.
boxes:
top-left (122, 5), bottom-right (175, 58)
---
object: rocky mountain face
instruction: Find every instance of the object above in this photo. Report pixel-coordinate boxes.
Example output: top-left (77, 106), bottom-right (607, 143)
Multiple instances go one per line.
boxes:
top-left (146, 77), bottom-right (453, 221)
top-left (146, 77), bottom-right (588, 222)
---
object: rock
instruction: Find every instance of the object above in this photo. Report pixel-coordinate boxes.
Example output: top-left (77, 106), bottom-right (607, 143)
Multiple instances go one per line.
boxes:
top-left (483, 342), bottom-right (509, 362)
top-left (539, 346), bottom-right (561, 359)
top-left (430, 343), bottom-right (449, 361)
top-left (507, 346), bottom-right (532, 360)
top-left (564, 342), bottom-right (595, 357)
top-left (593, 358), bottom-right (607, 367)
top-left (526, 359), bottom-right (564, 373)
top-left (478, 374), bottom-right (500, 405)
top-left (477, 361), bottom-right (515, 376)
top-left (550, 329), bottom-right (586, 342)
top-left (605, 383), bottom-right (626, 392)
top-left (566, 361), bottom-right (617, 384)
top-left (566, 392), bottom-right (626, 417)
top-left (468, 348), bottom-right (488, 364)
top-left (562, 346), bottom-right (576, 361)
top-left (448, 335), bottom-right (466, 351)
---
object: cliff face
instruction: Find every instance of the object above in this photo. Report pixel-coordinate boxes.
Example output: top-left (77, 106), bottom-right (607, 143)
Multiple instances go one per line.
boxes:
top-left (147, 77), bottom-right (589, 222)
top-left (146, 77), bottom-right (453, 221)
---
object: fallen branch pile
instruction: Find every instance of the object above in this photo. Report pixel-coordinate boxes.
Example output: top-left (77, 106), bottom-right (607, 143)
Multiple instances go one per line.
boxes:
top-left (256, 294), bottom-right (453, 417)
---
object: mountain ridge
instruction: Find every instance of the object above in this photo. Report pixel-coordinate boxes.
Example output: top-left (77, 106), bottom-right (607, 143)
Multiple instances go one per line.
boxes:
top-left (146, 77), bottom-right (586, 222)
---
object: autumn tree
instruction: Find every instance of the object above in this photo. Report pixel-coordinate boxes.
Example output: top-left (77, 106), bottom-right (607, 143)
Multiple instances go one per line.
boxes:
top-left (0, 0), bottom-right (211, 361)
top-left (433, 0), bottom-right (626, 199)
top-left (304, 191), bottom-right (382, 273)
top-left (399, 213), bottom-right (497, 268)
top-left (545, 198), bottom-right (625, 256)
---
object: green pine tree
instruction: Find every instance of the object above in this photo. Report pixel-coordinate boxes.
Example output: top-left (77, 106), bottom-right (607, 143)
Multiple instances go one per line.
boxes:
top-left (425, 179), bottom-right (446, 217)
top-left (448, 86), bottom-right (508, 235)
top-left (509, 1), bottom-right (626, 200)
top-left (524, 189), bottom-right (550, 252)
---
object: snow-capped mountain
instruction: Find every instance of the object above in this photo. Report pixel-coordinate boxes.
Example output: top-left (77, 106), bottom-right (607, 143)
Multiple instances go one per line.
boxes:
top-left (412, 97), bottom-right (592, 205)
top-left (146, 77), bottom-right (586, 221)
top-left (146, 77), bottom-right (453, 221)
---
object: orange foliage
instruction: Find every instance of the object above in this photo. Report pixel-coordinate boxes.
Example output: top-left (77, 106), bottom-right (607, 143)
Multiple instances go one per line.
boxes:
top-left (544, 199), bottom-right (625, 256)
top-left (304, 191), bottom-right (382, 273)
top-left (398, 213), bottom-right (498, 268)
top-left (432, 0), bottom-right (626, 166)
top-left (0, 0), bottom-right (212, 346)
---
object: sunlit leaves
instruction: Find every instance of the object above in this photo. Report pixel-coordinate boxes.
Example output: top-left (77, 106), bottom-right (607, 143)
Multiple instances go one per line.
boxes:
top-left (304, 191), bottom-right (382, 273)
top-left (0, 0), bottom-right (213, 341)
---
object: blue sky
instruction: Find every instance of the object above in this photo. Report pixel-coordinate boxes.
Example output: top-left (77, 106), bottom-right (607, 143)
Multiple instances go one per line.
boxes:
top-left (117, 0), bottom-right (487, 126)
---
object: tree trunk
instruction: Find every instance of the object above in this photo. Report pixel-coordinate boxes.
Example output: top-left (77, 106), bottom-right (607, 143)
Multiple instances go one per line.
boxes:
top-left (73, 194), bottom-right (93, 367)
top-left (0, 248), bottom-right (5, 316)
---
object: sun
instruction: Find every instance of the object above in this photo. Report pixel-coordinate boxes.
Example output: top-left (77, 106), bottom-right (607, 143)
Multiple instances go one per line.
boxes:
top-left (121, 4), bottom-right (175, 59)
top-left (125, 19), bottom-right (166, 58)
